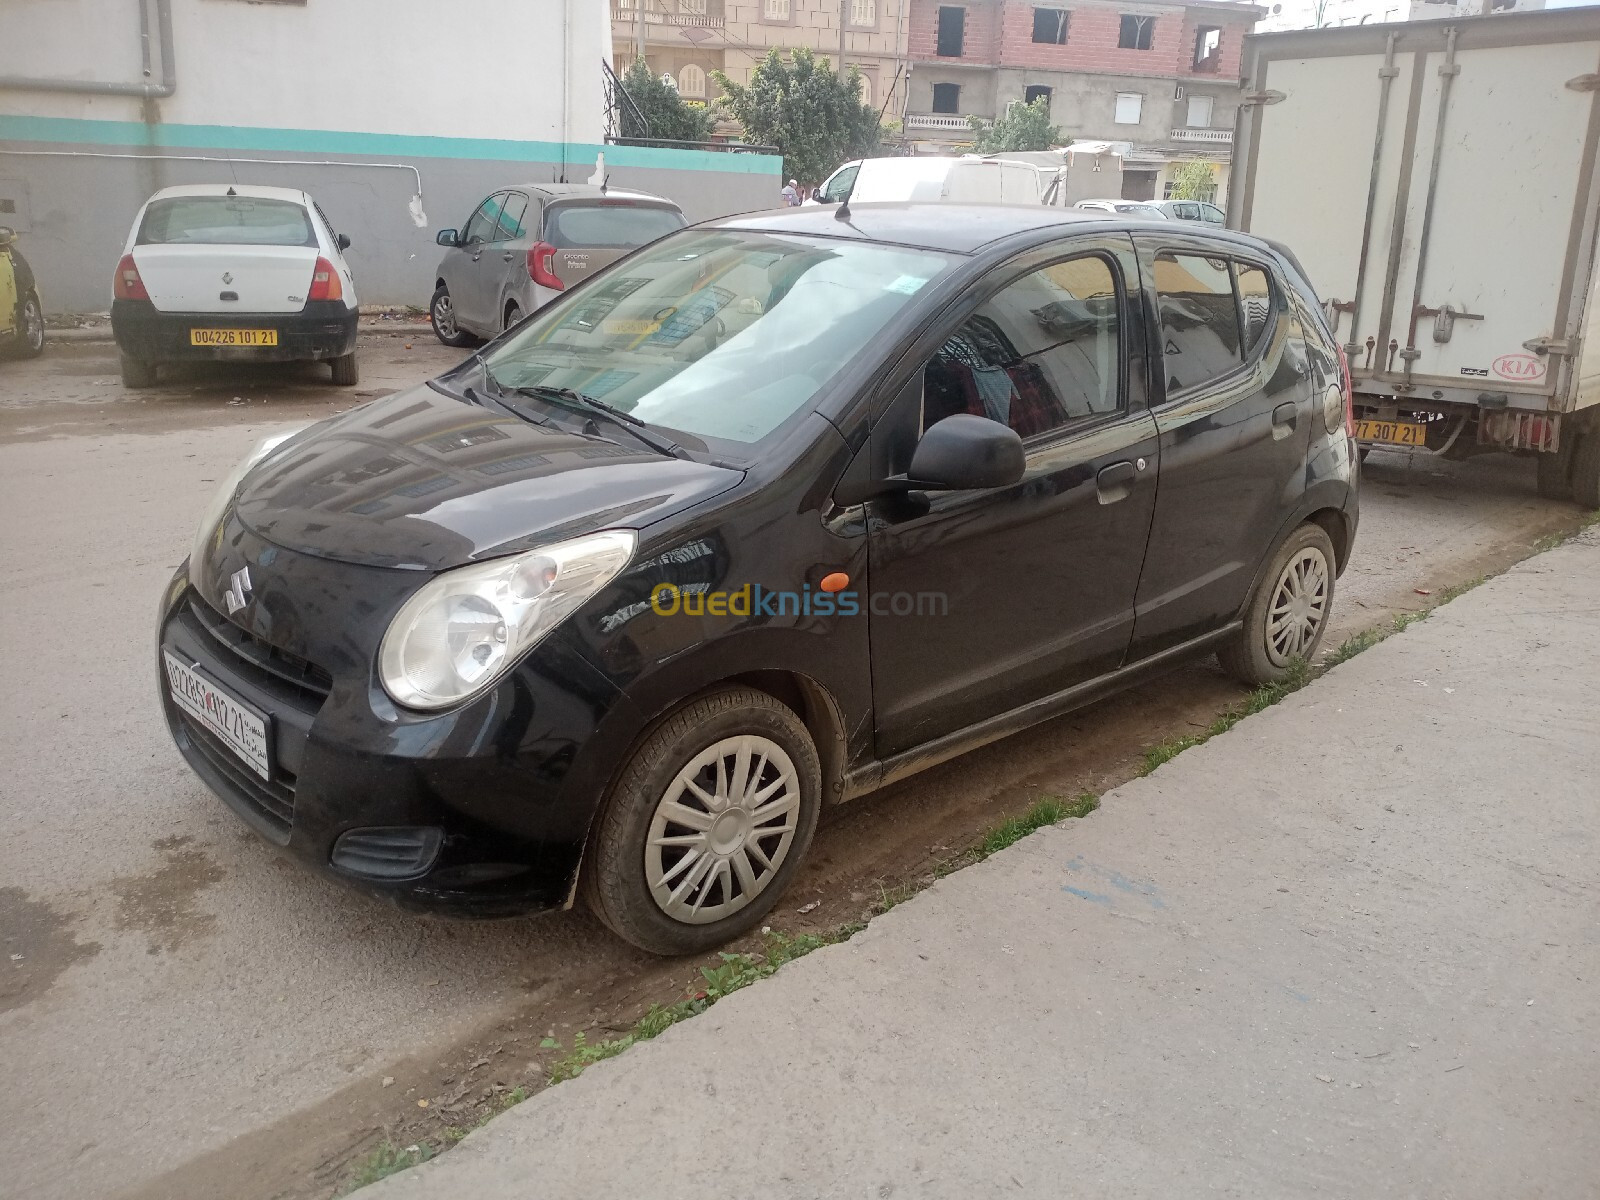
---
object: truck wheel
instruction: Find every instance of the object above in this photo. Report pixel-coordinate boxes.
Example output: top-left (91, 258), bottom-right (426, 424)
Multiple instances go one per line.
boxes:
top-left (583, 686), bottom-right (822, 956)
top-left (1536, 440), bottom-right (1574, 502)
top-left (119, 353), bottom-right (157, 388)
top-left (1218, 522), bottom-right (1337, 686)
top-left (1571, 431), bottom-right (1600, 511)
top-left (330, 351), bottom-right (359, 386)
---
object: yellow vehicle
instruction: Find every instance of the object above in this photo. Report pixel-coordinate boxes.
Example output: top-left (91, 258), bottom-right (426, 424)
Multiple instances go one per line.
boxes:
top-left (0, 226), bottom-right (45, 359)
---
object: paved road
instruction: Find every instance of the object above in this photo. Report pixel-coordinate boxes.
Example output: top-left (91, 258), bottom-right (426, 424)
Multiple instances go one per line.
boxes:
top-left (0, 338), bottom-right (1590, 1199)
top-left (371, 529), bottom-right (1600, 1200)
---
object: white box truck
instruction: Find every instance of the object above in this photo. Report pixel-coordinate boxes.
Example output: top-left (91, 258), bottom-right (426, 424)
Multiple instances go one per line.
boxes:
top-left (1230, 8), bottom-right (1600, 506)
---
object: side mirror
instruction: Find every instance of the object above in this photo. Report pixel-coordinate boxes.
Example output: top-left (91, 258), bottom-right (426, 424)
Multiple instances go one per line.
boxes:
top-left (337, 232), bottom-right (352, 251)
top-left (436, 228), bottom-right (459, 247)
top-left (908, 415), bottom-right (1025, 492)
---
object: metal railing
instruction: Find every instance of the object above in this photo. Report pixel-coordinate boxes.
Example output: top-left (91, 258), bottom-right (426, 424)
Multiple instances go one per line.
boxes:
top-left (905, 113), bottom-right (973, 130)
top-left (1170, 127), bottom-right (1232, 143)
top-left (606, 136), bottom-right (780, 156)
top-left (610, 1), bottom-right (726, 27)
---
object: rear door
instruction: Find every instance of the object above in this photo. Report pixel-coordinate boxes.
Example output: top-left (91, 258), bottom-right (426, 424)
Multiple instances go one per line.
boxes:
top-left (130, 194), bottom-right (318, 314)
top-left (1129, 237), bottom-right (1314, 657)
top-left (483, 190), bottom-right (530, 330)
top-left (539, 201), bottom-right (686, 291)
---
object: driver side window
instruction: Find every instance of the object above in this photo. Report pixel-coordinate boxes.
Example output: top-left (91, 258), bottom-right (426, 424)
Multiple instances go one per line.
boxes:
top-left (921, 255), bottom-right (1123, 440)
top-left (462, 194), bottom-right (503, 246)
top-left (822, 164), bottom-right (859, 203)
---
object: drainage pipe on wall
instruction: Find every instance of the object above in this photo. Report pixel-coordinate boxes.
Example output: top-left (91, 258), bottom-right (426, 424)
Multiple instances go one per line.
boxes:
top-left (0, 0), bottom-right (176, 98)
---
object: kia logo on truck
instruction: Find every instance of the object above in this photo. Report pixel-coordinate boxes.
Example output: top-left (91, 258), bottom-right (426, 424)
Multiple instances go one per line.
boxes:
top-left (1493, 354), bottom-right (1545, 382)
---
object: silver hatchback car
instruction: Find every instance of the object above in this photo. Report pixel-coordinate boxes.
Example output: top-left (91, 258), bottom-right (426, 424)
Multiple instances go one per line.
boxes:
top-left (429, 184), bottom-right (686, 345)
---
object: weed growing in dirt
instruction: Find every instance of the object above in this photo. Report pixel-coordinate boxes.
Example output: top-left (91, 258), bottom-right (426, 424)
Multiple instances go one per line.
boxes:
top-left (1140, 659), bottom-right (1312, 776)
top-left (341, 1142), bottom-right (437, 1193)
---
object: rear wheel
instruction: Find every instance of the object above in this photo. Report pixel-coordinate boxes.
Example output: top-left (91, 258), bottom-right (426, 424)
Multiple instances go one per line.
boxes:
top-left (1536, 440), bottom-right (1574, 502)
top-left (13, 293), bottom-right (44, 358)
top-left (330, 351), bottom-right (359, 386)
top-left (1218, 523), bottom-right (1337, 685)
top-left (583, 686), bottom-right (822, 956)
top-left (119, 352), bottom-right (157, 388)
top-left (502, 300), bottom-right (522, 333)
top-left (429, 285), bottom-right (475, 348)
top-left (1571, 429), bottom-right (1600, 511)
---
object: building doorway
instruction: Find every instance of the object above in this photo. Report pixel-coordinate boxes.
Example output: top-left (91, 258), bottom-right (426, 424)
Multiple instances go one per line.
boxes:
top-left (1121, 169), bottom-right (1157, 201)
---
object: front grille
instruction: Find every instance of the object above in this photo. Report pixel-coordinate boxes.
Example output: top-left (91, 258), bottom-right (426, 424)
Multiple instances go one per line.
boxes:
top-left (187, 592), bottom-right (332, 705)
top-left (174, 711), bottom-right (296, 844)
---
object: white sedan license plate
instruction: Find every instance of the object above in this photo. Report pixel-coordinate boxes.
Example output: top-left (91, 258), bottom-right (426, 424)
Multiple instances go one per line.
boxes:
top-left (163, 652), bottom-right (271, 780)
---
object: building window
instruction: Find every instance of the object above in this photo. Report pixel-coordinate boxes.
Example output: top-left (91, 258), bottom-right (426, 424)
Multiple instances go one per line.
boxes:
top-left (1024, 85), bottom-right (1053, 109)
top-left (932, 82), bottom-right (961, 113)
top-left (1032, 7), bottom-right (1069, 43)
top-left (1118, 14), bottom-right (1154, 50)
top-left (936, 6), bottom-right (965, 57)
top-left (679, 64), bottom-right (706, 97)
top-left (763, 0), bottom-right (790, 20)
top-left (1114, 91), bottom-right (1143, 124)
top-left (1186, 95), bottom-right (1213, 127)
top-left (1192, 25), bottom-right (1220, 71)
top-left (850, 0), bottom-right (876, 25)
top-left (859, 72), bottom-right (874, 107)
top-left (680, 0), bottom-right (708, 13)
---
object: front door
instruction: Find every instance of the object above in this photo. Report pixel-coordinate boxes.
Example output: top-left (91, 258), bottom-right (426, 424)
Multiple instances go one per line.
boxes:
top-left (1129, 236), bottom-right (1314, 656)
top-left (449, 192), bottom-right (508, 335)
top-left (867, 240), bottom-right (1160, 758)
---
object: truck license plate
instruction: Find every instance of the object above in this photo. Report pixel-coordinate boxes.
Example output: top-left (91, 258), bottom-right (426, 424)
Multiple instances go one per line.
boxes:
top-left (163, 652), bottom-right (271, 780)
top-left (1354, 418), bottom-right (1426, 447)
top-left (190, 328), bottom-right (278, 346)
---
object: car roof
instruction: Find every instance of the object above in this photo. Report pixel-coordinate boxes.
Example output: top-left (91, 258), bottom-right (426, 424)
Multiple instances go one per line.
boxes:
top-left (502, 183), bottom-right (679, 206)
top-left (714, 203), bottom-right (1114, 254)
top-left (146, 183), bottom-right (308, 204)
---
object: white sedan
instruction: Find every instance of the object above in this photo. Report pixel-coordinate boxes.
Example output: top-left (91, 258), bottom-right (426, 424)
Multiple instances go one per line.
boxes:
top-left (110, 183), bottom-right (360, 387)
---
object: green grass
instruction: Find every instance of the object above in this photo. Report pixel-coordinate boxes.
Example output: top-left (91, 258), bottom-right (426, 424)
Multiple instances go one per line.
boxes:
top-left (340, 1142), bottom-right (438, 1193)
top-left (1140, 658), bottom-right (1313, 777)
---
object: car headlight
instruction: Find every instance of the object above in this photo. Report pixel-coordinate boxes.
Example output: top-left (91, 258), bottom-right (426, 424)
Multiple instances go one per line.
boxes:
top-left (378, 530), bottom-right (637, 711)
top-left (189, 427), bottom-right (307, 577)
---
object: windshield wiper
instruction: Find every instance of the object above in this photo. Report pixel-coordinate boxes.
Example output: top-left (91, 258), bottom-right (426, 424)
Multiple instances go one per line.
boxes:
top-left (508, 384), bottom-right (690, 460)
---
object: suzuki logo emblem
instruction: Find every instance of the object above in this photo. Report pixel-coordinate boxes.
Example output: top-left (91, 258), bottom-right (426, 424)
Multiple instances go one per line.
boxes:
top-left (221, 271), bottom-right (233, 285)
top-left (224, 566), bottom-right (252, 615)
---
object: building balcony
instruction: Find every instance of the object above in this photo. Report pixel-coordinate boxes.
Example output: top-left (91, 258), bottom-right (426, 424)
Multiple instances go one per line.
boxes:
top-left (905, 113), bottom-right (975, 131)
top-left (611, 1), bottom-right (725, 29)
top-left (1170, 127), bottom-right (1232, 143)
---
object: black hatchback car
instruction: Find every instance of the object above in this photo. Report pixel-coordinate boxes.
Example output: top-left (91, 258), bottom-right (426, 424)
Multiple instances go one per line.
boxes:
top-left (159, 204), bottom-right (1357, 955)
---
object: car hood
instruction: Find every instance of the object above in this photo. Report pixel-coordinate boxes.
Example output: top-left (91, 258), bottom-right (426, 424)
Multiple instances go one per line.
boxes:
top-left (232, 383), bottom-right (744, 571)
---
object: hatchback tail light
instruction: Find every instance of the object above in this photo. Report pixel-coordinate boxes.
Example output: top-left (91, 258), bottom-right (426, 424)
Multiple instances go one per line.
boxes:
top-left (307, 256), bottom-right (343, 302)
top-left (114, 253), bottom-right (148, 301)
top-left (526, 242), bottom-right (564, 291)
top-left (1336, 342), bottom-right (1355, 431)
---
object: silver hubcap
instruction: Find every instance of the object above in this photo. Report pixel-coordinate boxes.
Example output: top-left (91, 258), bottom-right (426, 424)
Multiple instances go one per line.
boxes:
top-left (24, 299), bottom-right (43, 350)
top-left (1266, 546), bottom-right (1329, 665)
top-left (504, 305), bottom-right (520, 332)
top-left (433, 293), bottom-right (457, 338)
top-left (645, 734), bottom-right (801, 925)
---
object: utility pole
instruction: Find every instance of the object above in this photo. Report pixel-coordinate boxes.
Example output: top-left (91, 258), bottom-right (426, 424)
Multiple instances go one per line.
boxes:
top-left (839, 0), bottom-right (848, 73)
top-left (635, 0), bottom-right (647, 64)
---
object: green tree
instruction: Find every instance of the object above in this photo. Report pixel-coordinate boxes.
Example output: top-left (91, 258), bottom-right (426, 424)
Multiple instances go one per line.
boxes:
top-left (967, 98), bottom-right (1065, 153)
top-left (713, 47), bottom-right (882, 185)
top-left (619, 58), bottom-right (715, 143)
top-left (1167, 159), bottom-right (1217, 201)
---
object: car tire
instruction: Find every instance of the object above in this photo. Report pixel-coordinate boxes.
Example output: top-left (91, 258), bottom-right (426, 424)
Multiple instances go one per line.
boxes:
top-left (119, 352), bottom-right (158, 388)
top-left (1218, 522), bottom-right (1338, 686)
top-left (1536, 439), bottom-right (1575, 502)
top-left (15, 292), bottom-right (44, 358)
top-left (1570, 429), bottom-right (1600, 511)
top-left (330, 351), bottom-right (359, 387)
top-left (503, 301), bottom-right (522, 334)
top-left (583, 686), bottom-right (822, 956)
top-left (429, 285), bottom-right (475, 348)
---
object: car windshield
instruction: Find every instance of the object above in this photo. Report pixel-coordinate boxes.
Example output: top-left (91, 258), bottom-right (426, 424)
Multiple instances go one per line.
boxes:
top-left (137, 197), bottom-right (316, 247)
top-left (480, 229), bottom-right (954, 447)
top-left (543, 204), bottom-right (686, 249)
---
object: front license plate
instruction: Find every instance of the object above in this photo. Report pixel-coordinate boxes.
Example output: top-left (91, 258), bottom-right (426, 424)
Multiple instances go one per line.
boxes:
top-left (1354, 418), bottom-right (1427, 447)
top-left (190, 328), bottom-right (278, 346)
top-left (163, 651), bottom-right (271, 780)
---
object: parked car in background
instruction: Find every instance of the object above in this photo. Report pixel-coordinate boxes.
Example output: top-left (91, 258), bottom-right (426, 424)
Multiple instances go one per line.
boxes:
top-left (1076, 199), bottom-right (1167, 219)
top-left (1157, 199), bottom-right (1225, 225)
top-left (809, 156), bottom-right (1044, 207)
top-left (110, 184), bottom-right (359, 388)
top-left (0, 226), bottom-right (45, 359)
top-left (161, 204), bottom-right (1356, 956)
top-left (429, 184), bottom-right (685, 346)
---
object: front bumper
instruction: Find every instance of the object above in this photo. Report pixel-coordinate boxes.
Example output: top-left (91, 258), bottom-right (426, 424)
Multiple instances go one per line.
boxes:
top-left (156, 536), bottom-right (639, 917)
top-left (113, 299), bottom-right (357, 364)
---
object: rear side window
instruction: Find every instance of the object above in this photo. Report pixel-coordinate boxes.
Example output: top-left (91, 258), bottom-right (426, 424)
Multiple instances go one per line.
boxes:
top-left (137, 197), bottom-right (316, 247)
top-left (1236, 262), bottom-right (1273, 355)
top-left (1153, 252), bottom-right (1241, 393)
top-left (542, 205), bottom-right (685, 250)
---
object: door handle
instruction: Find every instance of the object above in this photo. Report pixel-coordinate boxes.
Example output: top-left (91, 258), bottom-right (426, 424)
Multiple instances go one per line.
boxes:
top-left (1096, 460), bottom-right (1136, 505)
top-left (471, 251), bottom-right (483, 262)
top-left (1272, 401), bottom-right (1297, 440)
top-left (502, 251), bottom-right (515, 263)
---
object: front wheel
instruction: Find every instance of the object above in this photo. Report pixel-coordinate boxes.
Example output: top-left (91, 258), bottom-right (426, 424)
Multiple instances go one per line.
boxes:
top-left (429, 285), bottom-right (475, 348)
top-left (1218, 523), bottom-right (1337, 685)
top-left (583, 686), bottom-right (822, 956)
top-left (330, 351), bottom-right (359, 386)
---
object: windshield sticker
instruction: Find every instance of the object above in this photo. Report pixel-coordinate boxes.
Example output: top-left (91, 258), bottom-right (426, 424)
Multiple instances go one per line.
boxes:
top-left (885, 274), bottom-right (929, 296)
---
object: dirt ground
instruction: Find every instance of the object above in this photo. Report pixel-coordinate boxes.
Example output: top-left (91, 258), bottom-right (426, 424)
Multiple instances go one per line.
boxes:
top-left (0, 332), bottom-right (1590, 1200)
